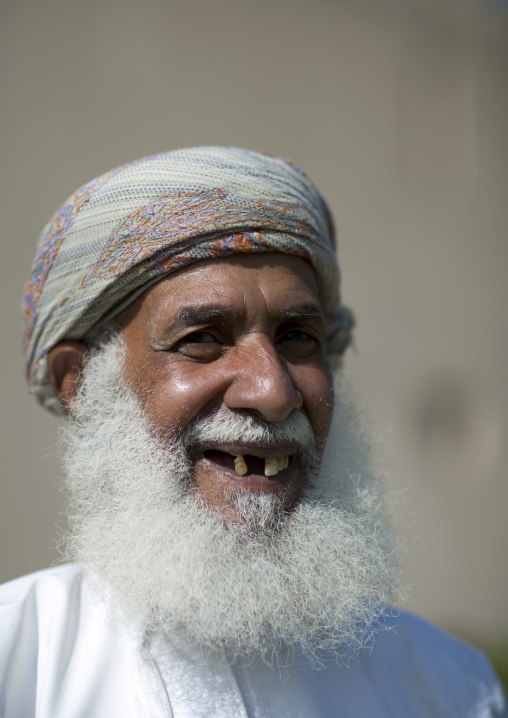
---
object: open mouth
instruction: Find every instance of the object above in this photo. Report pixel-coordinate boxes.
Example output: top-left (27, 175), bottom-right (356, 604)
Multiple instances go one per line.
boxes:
top-left (203, 450), bottom-right (292, 478)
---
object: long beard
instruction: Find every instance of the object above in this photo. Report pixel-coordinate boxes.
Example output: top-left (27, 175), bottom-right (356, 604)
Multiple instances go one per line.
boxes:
top-left (61, 336), bottom-right (401, 665)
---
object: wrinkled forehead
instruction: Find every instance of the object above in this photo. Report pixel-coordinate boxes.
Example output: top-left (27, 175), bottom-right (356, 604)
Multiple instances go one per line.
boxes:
top-left (118, 253), bottom-right (323, 334)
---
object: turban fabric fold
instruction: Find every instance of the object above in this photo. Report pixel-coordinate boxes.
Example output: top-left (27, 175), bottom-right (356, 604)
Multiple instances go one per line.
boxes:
top-left (23, 146), bottom-right (353, 414)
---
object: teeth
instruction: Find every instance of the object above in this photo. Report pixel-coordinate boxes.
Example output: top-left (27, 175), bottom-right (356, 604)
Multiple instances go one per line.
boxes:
top-left (264, 457), bottom-right (279, 476)
top-left (234, 455), bottom-right (248, 476)
top-left (232, 454), bottom-right (290, 477)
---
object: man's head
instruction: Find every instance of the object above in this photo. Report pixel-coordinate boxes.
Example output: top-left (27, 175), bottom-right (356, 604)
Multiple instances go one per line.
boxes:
top-left (23, 147), bottom-right (399, 663)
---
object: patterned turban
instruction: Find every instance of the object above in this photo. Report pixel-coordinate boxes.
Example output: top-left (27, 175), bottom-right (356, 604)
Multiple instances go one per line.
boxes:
top-left (23, 146), bottom-right (354, 414)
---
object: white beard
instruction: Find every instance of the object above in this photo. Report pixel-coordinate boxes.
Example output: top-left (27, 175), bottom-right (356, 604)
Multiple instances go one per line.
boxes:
top-left (61, 335), bottom-right (401, 666)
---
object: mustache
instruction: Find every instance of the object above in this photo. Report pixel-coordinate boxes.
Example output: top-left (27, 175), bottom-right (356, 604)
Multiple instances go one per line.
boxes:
top-left (181, 407), bottom-right (316, 456)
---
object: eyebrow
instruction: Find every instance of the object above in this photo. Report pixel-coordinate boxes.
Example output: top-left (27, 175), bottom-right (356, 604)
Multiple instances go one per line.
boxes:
top-left (175, 305), bottom-right (239, 326)
top-left (175, 302), bottom-right (324, 326)
top-left (277, 303), bottom-right (324, 323)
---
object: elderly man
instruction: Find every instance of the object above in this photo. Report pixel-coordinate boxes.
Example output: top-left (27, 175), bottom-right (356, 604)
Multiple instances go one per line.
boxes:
top-left (0, 148), bottom-right (505, 717)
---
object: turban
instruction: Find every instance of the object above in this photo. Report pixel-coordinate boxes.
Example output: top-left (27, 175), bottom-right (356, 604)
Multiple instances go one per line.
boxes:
top-left (23, 146), bottom-right (354, 414)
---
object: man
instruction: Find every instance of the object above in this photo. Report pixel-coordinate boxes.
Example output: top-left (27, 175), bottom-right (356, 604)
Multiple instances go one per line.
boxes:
top-left (1, 147), bottom-right (505, 717)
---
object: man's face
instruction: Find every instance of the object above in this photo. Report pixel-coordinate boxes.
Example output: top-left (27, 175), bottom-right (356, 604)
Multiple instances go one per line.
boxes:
top-left (117, 253), bottom-right (334, 520)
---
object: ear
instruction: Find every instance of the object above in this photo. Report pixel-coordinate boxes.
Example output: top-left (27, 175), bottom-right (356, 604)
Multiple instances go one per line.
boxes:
top-left (48, 341), bottom-right (88, 414)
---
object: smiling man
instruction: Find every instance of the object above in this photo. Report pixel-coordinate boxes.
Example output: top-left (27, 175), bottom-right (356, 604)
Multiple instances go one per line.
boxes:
top-left (0, 148), bottom-right (505, 717)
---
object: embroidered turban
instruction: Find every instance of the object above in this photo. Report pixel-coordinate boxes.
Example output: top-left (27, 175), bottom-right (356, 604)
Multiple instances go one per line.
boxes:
top-left (23, 146), bottom-right (354, 414)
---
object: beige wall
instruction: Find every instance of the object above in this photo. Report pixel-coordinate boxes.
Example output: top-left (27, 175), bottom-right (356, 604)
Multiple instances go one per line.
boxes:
top-left (1, 0), bottom-right (507, 644)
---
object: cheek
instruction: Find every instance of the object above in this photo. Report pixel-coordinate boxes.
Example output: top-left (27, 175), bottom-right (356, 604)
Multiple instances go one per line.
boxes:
top-left (128, 358), bottom-right (228, 434)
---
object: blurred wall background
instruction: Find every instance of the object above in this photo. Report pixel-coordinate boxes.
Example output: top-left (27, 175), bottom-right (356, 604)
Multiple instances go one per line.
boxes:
top-left (1, 0), bottom-right (507, 650)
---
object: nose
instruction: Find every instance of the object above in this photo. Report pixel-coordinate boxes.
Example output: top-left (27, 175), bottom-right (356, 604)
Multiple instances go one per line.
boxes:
top-left (223, 337), bottom-right (303, 422)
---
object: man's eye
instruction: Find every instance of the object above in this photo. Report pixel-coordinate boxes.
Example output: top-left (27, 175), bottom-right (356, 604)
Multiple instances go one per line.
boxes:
top-left (281, 329), bottom-right (311, 341)
top-left (280, 329), bottom-right (317, 342)
top-left (182, 330), bottom-right (217, 344)
top-left (278, 329), bottom-right (320, 356)
top-left (175, 330), bottom-right (224, 360)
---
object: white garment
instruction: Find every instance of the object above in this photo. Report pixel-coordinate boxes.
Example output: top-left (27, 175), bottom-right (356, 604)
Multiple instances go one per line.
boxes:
top-left (0, 564), bottom-right (505, 718)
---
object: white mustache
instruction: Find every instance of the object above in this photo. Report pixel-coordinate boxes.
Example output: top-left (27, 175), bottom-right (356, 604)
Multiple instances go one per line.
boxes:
top-left (181, 407), bottom-right (316, 455)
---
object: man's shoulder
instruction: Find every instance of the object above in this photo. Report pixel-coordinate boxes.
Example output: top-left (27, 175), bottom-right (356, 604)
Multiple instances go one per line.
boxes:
top-left (0, 563), bottom-right (84, 606)
top-left (341, 608), bottom-right (507, 716)
top-left (377, 608), bottom-right (501, 684)
top-left (378, 606), bottom-right (487, 662)
top-left (0, 564), bottom-right (86, 679)
top-left (0, 565), bottom-right (154, 718)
